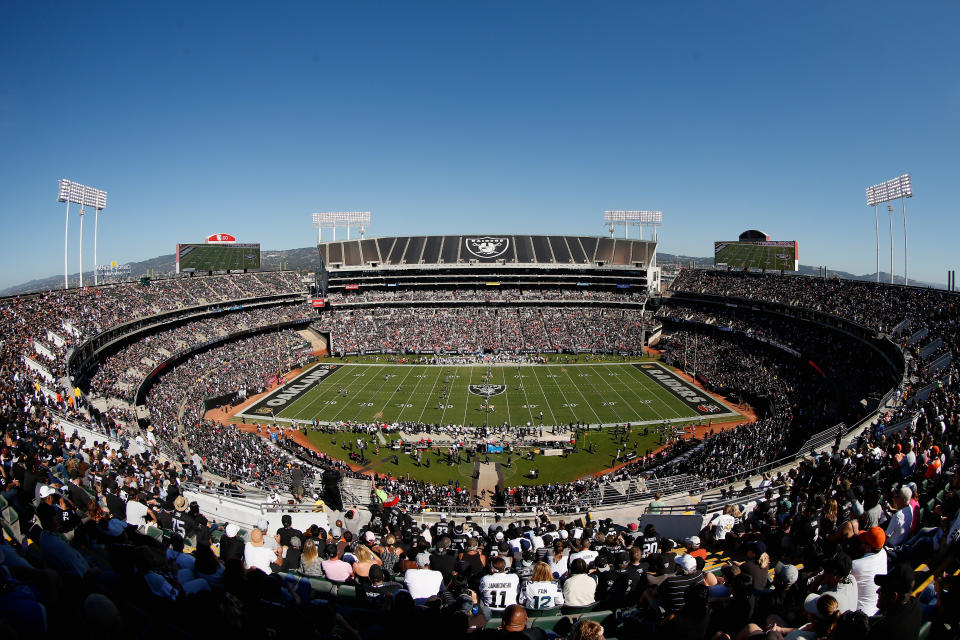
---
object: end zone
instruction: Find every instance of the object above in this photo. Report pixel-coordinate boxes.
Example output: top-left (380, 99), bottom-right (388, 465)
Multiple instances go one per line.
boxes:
top-left (237, 363), bottom-right (340, 421)
top-left (633, 362), bottom-right (739, 420)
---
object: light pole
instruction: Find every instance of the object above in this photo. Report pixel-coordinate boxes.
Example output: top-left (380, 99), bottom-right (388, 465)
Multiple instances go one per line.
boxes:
top-left (873, 205), bottom-right (879, 283)
top-left (888, 205), bottom-right (894, 284)
top-left (78, 207), bottom-right (85, 288)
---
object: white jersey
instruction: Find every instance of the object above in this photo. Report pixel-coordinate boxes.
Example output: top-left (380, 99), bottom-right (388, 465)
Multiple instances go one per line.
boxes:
top-left (520, 580), bottom-right (564, 610)
top-left (480, 572), bottom-right (520, 611)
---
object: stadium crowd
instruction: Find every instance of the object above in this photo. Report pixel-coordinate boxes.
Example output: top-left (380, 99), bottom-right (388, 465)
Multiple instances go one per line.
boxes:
top-left (1, 271), bottom-right (304, 383)
top-left (326, 287), bottom-right (647, 305)
top-left (2, 269), bottom-right (960, 637)
top-left (87, 304), bottom-right (313, 401)
top-left (315, 306), bottom-right (654, 355)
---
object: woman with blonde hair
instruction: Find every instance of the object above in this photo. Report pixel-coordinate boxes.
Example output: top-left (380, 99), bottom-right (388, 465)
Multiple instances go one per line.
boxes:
top-left (352, 542), bottom-right (383, 580)
top-left (379, 533), bottom-right (401, 575)
top-left (299, 538), bottom-right (324, 577)
top-left (519, 561), bottom-right (564, 610)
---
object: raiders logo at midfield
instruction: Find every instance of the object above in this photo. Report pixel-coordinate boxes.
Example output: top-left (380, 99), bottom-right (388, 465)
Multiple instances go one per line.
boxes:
top-left (468, 384), bottom-right (507, 397)
top-left (464, 236), bottom-right (509, 259)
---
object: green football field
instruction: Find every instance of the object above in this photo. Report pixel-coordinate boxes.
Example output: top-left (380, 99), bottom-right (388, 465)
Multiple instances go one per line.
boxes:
top-left (241, 362), bottom-right (737, 427)
top-left (236, 361), bottom-right (740, 485)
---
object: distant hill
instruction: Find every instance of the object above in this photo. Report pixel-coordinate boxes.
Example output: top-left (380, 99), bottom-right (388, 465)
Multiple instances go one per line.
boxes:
top-left (1, 246), bottom-right (945, 296)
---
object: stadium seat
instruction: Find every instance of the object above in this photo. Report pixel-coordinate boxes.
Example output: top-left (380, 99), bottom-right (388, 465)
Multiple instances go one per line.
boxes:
top-left (918, 621), bottom-right (932, 640)
top-left (0, 495), bottom-right (8, 510)
top-left (145, 526), bottom-right (164, 541)
top-left (307, 577), bottom-right (337, 596)
top-left (336, 584), bottom-right (357, 600)
top-left (577, 610), bottom-right (615, 624)
top-left (529, 615), bottom-right (563, 630)
top-left (1, 507), bottom-right (20, 542)
top-left (525, 606), bottom-right (562, 618)
top-left (561, 603), bottom-right (597, 615)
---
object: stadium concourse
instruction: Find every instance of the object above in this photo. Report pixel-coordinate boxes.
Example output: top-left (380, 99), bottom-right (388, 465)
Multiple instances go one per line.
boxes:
top-left (0, 269), bottom-right (958, 639)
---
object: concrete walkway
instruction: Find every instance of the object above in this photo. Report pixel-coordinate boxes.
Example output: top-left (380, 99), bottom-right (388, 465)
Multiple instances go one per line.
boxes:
top-left (475, 462), bottom-right (499, 507)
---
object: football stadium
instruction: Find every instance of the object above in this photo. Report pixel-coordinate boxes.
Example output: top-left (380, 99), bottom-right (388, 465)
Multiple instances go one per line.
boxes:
top-left (5, 5), bottom-right (959, 638)
top-left (7, 216), bottom-right (957, 638)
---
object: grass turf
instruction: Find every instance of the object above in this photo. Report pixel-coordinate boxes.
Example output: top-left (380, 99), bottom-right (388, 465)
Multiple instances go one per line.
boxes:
top-left (239, 361), bottom-right (736, 486)
top-left (303, 424), bottom-right (667, 486)
top-left (275, 363), bottom-right (704, 427)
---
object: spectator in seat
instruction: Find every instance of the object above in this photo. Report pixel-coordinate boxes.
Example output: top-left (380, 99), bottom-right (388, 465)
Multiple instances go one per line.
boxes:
top-left (321, 543), bottom-right (353, 583)
top-left (868, 563), bottom-right (921, 640)
top-left (218, 523), bottom-right (244, 564)
top-left (851, 527), bottom-right (887, 616)
top-left (562, 558), bottom-right (597, 607)
top-left (404, 554), bottom-right (444, 604)
top-left (520, 561), bottom-right (564, 610)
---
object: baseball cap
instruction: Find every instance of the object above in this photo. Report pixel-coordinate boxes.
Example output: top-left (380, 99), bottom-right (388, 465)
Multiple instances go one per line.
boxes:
top-left (804, 594), bottom-right (825, 618)
top-left (364, 530), bottom-right (376, 543)
top-left (39, 485), bottom-right (57, 499)
top-left (104, 518), bottom-right (127, 537)
top-left (256, 518), bottom-right (270, 531)
top-left (627, 522), bottom-right (639, 531)
top-left (774, 561), bottom-right (799, 586)
top-left (747, 541), bottom-right (767, 555)
top-left (684, 536), bottom-right (701, 548)
top-left (675, 554), bottom-right (697, 572)
top-left (224, 524), bottom-right (239, 538)
top-left (857, 526), bottom-right (886, 550)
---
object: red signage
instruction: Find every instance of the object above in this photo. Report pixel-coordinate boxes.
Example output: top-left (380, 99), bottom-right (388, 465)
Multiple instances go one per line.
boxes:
top-left (205, 233), bottom-right (236, 244)
top-left (311, 299), bottom-right (326, 308)
top-left (345, 284), bottom-right (359, 290)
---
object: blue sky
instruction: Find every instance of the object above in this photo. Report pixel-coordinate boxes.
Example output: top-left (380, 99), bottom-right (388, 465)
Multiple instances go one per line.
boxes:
top-left (1, 1), bottom-right (957, 289)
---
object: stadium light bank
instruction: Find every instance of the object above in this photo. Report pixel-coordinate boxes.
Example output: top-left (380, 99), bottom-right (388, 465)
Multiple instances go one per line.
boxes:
top-left (604, 210), bottom-right (662, 241)
top-left (57, 179), bottom-right (107, 290)
top-left (312, 211), bottom-right (371, 243)
top-left (865, 174), bottom-right (912, 286)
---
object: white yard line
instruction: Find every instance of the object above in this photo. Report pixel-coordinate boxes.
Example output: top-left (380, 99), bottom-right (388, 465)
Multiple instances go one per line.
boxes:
top-left (529, 367), bottom-right (560, 426)
top-left (416, 367), bottom-right (446, 424)
top-left (374, 365), bottom-right (418, 422)
top-left (560, 367), bottom-right (604, 424)
top-left (328, 366), bottom-right (387, 422)
top-left (513, 365), bottom-right (537, 426)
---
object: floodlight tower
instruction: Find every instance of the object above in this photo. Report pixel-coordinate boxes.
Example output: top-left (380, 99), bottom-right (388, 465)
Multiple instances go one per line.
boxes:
top-left (865, 174), bottom-right (912, 286)
top-left (58, 179), bottom-right (107, 289)
top-left (312, 212), bottom-right (372, 243)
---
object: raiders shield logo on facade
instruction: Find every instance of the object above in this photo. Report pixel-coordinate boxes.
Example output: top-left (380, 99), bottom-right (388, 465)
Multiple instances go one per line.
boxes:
top-left (464, 236), bottom-right (510, 259)
top-left (468, 384), bottom-right (507, 397)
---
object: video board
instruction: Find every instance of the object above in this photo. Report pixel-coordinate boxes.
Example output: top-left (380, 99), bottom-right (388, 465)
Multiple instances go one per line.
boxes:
top-left (714, 240), bottom-right (798, 271)
top-left (176, 243), bottom-right (261, 272)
